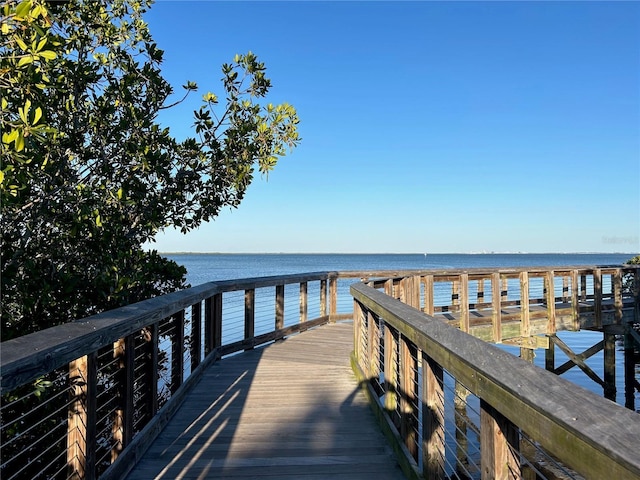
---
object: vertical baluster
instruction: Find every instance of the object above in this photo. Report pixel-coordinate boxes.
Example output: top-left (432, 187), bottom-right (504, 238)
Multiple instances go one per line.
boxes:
top-left (171, 311), bottom-right (185, 393)
top-left (480, 400), bottom-right (520, 480)
top-left (68, 353), bottom-right (97, 480)
top-left (299, 281), bottom-right (308, 323)
top-left (422, 353), bottom-right (444, 479)
top-left (492, 273), bottom-right (502, 343)
top-left (245, 289), bottom-right (255, 350)
top-left (571, 270), bottom-right (580, 330)
top-left (191, 303), bottom-right (202, 370)
top-left (460, 274), bottom-right (469, 333)
top-left (613, 269), bottom-right (623, 324)
top-left (329, 276), bottom-right (338, 321)
top-left (400, 336), bottom-right (418, 460)
top-left (594, 269), bottom-right (602, 328)
top-left (423, 275), bottom-right (434, 315)
top-left (275, 285), bottom-right (285, 333)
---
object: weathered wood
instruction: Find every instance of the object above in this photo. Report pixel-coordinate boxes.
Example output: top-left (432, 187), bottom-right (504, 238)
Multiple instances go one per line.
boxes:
top-left (480, 400), bottom-right (520, 480)
top-left (190, 302), bottom-right (202, 369)
top-left (594, 269), bottom-right (603, 327)
top-left (125, 323), bottom-right (406, 480)
top-left (613, 269), bottom-right (623, 323)
top-left (275, 285), bottom-right (285, 331)
top-left (320, 279), bottom-right (327, 317)
top-left (460, 274), bottom-right (470, 333)
top-left (519, 272), bottom-right (530, 338)
top-left (350, 283), bottom-right (640, 480)
top-left (300, 282), bottom-right (308, 323)
top-left (244, 289), bottom-right (255, 350)
top-left (422, 352), bottom-right (444, 479)
top-left (329, 276), bottom-right (338, 318)
top-left (171, 311), bottom-right (185, 393)
top-left (68, 353), bottom-right (97, 480)
top-left (384, 325), bottom-right (398, 414)
top-left (571, 269), bottom-right (580, 330)
top-left (545, 271), bottom-right (556, 335)
top-left (603, 330), bottom-right (616, 401)
top-left (400, 336), bottom-right (418, 460)
top-left (423, 275), bottom-right (434, 315)
top-left (491, 272), bottom-right (502, 343)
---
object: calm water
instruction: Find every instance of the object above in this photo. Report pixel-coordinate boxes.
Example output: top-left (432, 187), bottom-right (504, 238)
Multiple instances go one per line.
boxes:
top-left (164, 252), bottom-right (638, 408)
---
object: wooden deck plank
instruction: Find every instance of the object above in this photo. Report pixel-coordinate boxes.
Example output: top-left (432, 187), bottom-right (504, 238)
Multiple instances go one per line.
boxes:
top-left (125, 322), bottom-right (406, 479)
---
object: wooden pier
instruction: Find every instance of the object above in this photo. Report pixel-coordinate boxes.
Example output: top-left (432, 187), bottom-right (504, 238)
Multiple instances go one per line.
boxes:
top-left (124, 322), bottom-right (405, 480)
top-left (1, 266), bottom-right (639, 480)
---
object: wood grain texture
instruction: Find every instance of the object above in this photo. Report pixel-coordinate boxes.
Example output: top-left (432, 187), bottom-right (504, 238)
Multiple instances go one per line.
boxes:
top-left (124, 323), bottom-right (406, 480)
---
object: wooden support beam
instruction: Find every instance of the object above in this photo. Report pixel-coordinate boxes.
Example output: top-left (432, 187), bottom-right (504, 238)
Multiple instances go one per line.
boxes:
top-left (550, 335), bottom-right (605, 387)
top-left (519, 272), bottom-right (530, 338)
top-left (329, 277), bottom-right (337, 320)
top-left (613, 269), bottom-right (623, 324)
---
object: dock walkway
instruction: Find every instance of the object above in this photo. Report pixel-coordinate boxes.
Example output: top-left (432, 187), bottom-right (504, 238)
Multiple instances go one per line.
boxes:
top-left (125, 322), bottom-right (406, 480)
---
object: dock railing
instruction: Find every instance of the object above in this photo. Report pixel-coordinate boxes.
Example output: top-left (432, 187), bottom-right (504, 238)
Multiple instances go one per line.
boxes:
top-left (0, 272), bottom-right (341, 480)
top-left (1, 265), bottom-right (639, 480)
top-left (349, 266), bottom-right (640, 480)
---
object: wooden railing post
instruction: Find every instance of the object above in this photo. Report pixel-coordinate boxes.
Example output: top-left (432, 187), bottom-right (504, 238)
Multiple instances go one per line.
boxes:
top-left (320, 279), bottom-right (327, 317)
top-left (460, 274), bottom-right (469, 333)
top-left (519, 272), bottom-right (530, 339)
top-left (353, 298), bottom-right (363, 363)
top-left (276, 285), bottom-right (285, 331)
top-left (545, 271), bottom-right (556, 335)
top-left (368, 311), bottom-right (380, 382)
top-left (299, 281), bottom-right (308, 323)
top-left (329, 276), bottom-right (337, 321)
top-left (171, 311), bottom-right (185, 393)
top-left (594, 268), bottom-right (603, 328)
top-left (491, 273), bottom-right (502, 343)
top-left (603, 329), bottom-right (616, 401)
top-left (423, 275), bottom-right (434, 315)
top-left (400, 336), bottom-right (418, 460)
top-left (112, 335), bottom-right (134, 463)
top-left (245, 289), bottom-right (255, 350)
top-left (143, 323), bottom-right (159, 421)
top-left (383, 324), bottom-right (398, 416)
top-left (68, 353), bottom-right (97, 480)
top-left (204, 294), bottom-right (222, 355)
top-left (613, 269), bottom-right (623, 324)
top-left (571, 270), bottom-right (580, 330)
top-left (480, 400), bottom-right (520, 480)
top-left (191, 302), bottom-right (202, 370)
top-left (422, 352), bottom-right (445, 479)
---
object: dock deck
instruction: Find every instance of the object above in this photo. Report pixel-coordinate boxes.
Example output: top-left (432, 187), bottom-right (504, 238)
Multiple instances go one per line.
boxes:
top-left (125, 322), bottom-right (406, 480)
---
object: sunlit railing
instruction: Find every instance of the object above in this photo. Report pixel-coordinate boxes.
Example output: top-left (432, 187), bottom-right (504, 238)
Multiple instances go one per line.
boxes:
top-left (350, 265), bottom-right (640, 480)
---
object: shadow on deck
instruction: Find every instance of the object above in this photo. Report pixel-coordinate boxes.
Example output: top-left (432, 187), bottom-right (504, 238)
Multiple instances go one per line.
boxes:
top-left (125, 323), bottom-right (406, 480)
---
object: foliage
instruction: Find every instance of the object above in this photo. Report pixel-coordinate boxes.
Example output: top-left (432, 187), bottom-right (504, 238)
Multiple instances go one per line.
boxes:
top-left (626, 255), bottom-right (640, 265)
top-left (1, 0), bottom-right (300, 340)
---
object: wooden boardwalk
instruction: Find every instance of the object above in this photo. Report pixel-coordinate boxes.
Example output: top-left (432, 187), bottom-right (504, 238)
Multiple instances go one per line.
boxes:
top-left (125, 322), bottom-right (406, 480)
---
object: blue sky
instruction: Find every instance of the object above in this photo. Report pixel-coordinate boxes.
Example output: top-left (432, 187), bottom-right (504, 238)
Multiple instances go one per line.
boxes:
top-left (144, 1), bottom-right (639, 254)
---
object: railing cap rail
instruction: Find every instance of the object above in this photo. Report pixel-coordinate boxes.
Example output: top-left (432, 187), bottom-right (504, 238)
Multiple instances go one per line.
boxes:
top-left (0, 271), bottom-right (335, 393)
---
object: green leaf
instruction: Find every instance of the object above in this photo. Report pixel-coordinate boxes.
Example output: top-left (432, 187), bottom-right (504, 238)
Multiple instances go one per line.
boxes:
top-left (39, 50), bottom-right (56, 60)
top-left (14, 36), bottom-right (28, 51)
top-left (15, 0), bottom-right (32, 19)
top-left (17, 55), bottom-right (33, 67)
top-left (33, 107), bottom-right (42, 125)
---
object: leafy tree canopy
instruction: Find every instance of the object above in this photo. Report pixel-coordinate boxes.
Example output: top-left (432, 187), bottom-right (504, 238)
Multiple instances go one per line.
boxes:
top-left (1, 0), bottom-right (300, 339)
